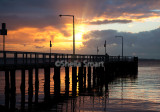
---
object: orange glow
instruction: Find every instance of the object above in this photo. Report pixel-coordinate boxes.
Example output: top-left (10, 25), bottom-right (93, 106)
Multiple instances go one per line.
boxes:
top-left (1, 23), bottom-right (87, 52)
top-left (2, 11), bottom-right (160, 52)
top-left (75, 24), bottom-right (86, 48)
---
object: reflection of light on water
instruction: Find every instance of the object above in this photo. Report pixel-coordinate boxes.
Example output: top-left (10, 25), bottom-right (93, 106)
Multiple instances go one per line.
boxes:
top-left (61, 96), bottom-right (160, 112)
top-left (0, 71), bottom-right (5, 105)
top-left (0, 64), bottom-right (160, 111)
top-left (59, 67), bottom-right (73, 95)
top-left (109, 67), bottom-right (160, 104)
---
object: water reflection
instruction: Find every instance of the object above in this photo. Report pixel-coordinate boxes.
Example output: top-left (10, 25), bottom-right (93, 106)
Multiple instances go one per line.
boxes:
top-left (0, 65), bottom-right (160, 112)
top-left (20, 69), bottom-right (25, 110)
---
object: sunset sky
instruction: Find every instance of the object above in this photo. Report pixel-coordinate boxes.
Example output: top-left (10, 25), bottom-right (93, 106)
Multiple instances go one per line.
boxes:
top-left (0, 0), bottom-right (160, 59)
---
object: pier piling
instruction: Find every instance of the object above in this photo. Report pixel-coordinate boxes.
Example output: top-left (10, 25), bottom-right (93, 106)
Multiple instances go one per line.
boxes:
top-left (44, 67), bottom-right (50, 99)
top-left (65, 67), bottom-right (69, 96)
top-left (72, 67), bottom-right (77, 96)
top-left (88, 67), bottom-right (91, 90)
top-left (83, 67), bottom-right (86, 89)
top-left (54, 67), bottom-right (60, 96)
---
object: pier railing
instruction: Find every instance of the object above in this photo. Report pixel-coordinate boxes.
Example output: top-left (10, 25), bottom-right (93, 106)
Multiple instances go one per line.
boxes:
top-left (0, 51), bottom-right (136, 66)
top-left (109, 56), bottom-right (135, 62)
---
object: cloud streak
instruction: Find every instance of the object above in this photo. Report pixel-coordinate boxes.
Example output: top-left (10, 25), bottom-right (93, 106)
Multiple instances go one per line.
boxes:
top-left (87, 19), bottom-right (132, 25)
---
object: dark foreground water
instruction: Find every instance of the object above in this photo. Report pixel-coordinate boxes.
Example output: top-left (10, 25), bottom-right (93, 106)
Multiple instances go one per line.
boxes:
top-left (0, 61), bottom-right (160, 112)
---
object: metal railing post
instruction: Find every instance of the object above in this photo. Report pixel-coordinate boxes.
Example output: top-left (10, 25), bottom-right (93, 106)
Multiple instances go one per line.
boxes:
top-left (14, 52), bottom-right (17, 65)
top-left (25, 53), bottom-right (27, 64)
top-left (3, 51), bottom-right (6, 65)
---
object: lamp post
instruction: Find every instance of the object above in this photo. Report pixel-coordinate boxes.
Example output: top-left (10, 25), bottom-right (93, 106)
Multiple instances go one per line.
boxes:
top-left (104, 40), bottom-right (106, 55)
top-left (50, 40), bottom-right (52, 54)
top-left (115, 36), bottom-right (123, 57)
top-left (59, 14), bottom-right (75, 55)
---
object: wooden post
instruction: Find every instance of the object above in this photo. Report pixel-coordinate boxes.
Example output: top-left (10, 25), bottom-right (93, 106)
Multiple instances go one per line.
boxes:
top-left (62, 54), bottom-right (63, 60)
top-left (100, 66), bottom-right (104, 85)
top-left (3, 51), bottom-right (6, 65)
top-left (54, 67), bottom-right (60, 96)
top-left (14, 52), bottom-right (17, 65)
top-left (65, 67), bottom-right (69, 96)
top-left (44, 67), bottom-right (50, 99)
top-left (26, 53), bottom-right (27, 64)
top-left (67, 54), bottom-right (68, 62)
top-left (78, 65), bottom-right (83, 94)
top-left (55, 54), bottom-right (57, 62)
top-left (37, 54), bottom-right (39, 64)
top-left (30, 53), bottom-right (32, 64)
top-left (23, 53), bottom-right (24, 64)
top-left (96, 67), bottom-right (100, 86)
top-left (88, 66), bottom-right (91, 90)
top-left (49, 53), bottom-right (51, 64)
top-left (72, 67), bottom-right (77, 96)
top-left (134, 57), bottom-right (138, 73)
top-left (83, 67), bottom-right (86, 89)
top-left (35, 53), bottom-right (37, 64)
top-left (93, 67), bottom-right (96, 87)
top-left (43, 54), bottom-right (45, 63)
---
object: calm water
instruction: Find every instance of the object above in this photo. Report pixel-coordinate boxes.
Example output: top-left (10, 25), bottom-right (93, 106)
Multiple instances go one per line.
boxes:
top-left (0, 61), bottom-right (160, 111)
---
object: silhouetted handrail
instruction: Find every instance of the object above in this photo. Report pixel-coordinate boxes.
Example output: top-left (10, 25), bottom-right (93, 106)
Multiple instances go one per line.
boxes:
top-left (0, 50), bottom-right (137, 66)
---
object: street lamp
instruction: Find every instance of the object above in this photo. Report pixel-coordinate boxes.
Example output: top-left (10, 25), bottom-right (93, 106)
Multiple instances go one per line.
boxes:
top-left (115, 36), bottom-right (123, 57)
top-left (59, 14), bottom-right (75, 55)
top-left (104, 40), bottom-right (106, 55)
top-left (97, 46), bottom-right (99, 55)
top-left (0, 23), bottom-right (7, 51)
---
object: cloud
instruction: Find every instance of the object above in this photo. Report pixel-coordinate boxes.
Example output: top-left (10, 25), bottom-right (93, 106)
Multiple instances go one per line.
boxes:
top-left (1, 0), bottom-right (160, 30)
top-left (34, 45), bottom-right (45, 49)
top-left (87, 19), bottom-right (132, 25)
top-left (34, 38), bottom-right (46, 43)
top-left (0, 26), bottom-right (77, 52)
top-left (82, 28), bottom-right (160, 59)
top-left (0, 0), bottom-right (160, 59)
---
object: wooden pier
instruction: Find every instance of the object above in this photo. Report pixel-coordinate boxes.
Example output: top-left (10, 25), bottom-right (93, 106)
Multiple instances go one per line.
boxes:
top-left (0, 50), bottom-right (138, 111)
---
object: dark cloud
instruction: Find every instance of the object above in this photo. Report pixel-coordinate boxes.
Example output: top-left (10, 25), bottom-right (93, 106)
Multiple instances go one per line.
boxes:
top-left (82, 28), bottom-right (160, 59)
top-left (0, 0), bottom-right (160, 58)
top-left (87, 19), bottom-right (132, 25)
top-left (0, 0), bottom-right (160, 30)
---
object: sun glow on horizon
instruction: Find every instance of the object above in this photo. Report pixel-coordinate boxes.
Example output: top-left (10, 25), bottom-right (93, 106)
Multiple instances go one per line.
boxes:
top-left (2, 23), bottom-right (88, 52)
top-left (75, 24), bottom-right (86, 47)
